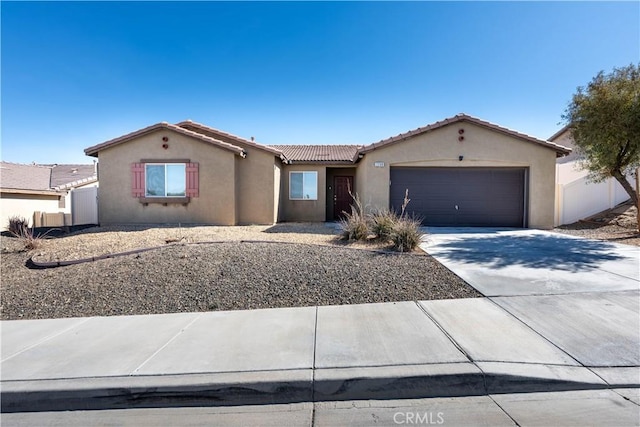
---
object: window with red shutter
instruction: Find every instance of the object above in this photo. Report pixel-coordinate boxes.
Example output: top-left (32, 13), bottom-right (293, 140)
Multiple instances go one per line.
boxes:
top-left (133, 161), bottom-right (198, 201)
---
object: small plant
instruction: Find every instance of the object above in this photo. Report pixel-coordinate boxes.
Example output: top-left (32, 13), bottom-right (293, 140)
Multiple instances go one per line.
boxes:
top-left (7, 216), bottom-right (29, 236)
top-left (390, 189), bottom-right (425, 252)
top-left (6, 215), bottom-right (51, 251)
top-left (390, 216), bottom-right (423, 252)
top-left (338, 192), bottom-right (369, 241)
top-left (369, 209), bottom-right (398, 241)
top-left (399, 188), bottom-right (411, 218)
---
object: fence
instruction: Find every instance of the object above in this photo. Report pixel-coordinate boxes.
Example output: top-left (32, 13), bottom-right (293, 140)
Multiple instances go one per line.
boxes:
top-left (32, 212), bottom-right (72, 228)
top-left (71, 186), bottom-right (98, 225)
top-left (555, 174), bottom-right (632, 226)
top-left (32, 186), bottom-right (98, 228)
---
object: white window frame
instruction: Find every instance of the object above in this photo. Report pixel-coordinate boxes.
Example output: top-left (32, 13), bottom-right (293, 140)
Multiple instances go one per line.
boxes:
top-left (289, 171), bottom-right (318, 200)
top-left (145, 163), bottom-right (187, 197)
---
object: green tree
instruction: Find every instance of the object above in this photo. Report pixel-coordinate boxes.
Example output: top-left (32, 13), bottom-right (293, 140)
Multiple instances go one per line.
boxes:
top-left (562, 64), bottom-right (640, 228)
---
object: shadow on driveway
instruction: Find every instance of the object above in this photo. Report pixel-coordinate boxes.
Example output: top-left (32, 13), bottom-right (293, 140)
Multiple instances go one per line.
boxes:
top-left (429, 233), bottom-right (626, 273)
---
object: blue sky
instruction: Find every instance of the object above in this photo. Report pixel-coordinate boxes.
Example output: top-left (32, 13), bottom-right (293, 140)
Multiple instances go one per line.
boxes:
top-left (2, 1), bottom-right (639, 164)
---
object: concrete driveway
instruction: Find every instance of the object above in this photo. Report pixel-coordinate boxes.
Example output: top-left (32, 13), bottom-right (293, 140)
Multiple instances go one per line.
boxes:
top-left (420, 227), bottom-right (640, 370)
top-left (421, 228), bottom-right (640, 297)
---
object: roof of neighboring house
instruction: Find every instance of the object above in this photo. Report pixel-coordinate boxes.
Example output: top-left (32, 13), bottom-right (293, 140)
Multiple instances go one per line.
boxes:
top-left (360, 113), bottom-right (572, 157)
top-left (49, 164), bottom-right (97, 189)
top-left (0, 161), bottom-right (97, 193)
top-left (268, 145), bottom-right (363, 164)
top-left (176, 120), bottom-right (285, 157)
top-left (84, 122), bottom-right (247, 157)
top-left (0, 162), bottom-right (53, 191)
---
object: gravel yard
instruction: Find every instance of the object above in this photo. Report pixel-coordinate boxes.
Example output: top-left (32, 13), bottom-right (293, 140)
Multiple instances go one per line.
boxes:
top-left (1, 224), bottom-right (479, 320)
top-left (553, 201), bottom-right (639, 246)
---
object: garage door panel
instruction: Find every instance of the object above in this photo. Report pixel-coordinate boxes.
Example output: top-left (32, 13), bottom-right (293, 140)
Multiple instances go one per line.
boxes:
top-left (390, 167), bottom-right (525, 227)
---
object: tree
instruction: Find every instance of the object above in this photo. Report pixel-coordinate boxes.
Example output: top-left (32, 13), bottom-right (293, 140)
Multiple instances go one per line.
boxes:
top-left (562, 64), bottom-right (640, 230)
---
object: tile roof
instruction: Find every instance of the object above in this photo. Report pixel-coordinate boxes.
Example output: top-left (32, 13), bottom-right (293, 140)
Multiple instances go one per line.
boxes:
top-left (49, 164), bottom-right (97, 189)
top-left (84, 122), bottom-right (247, 157)
top-left (268, 145), bottom-right (363, 163)
top-left (360, 113), bottom-right (572, 157)
top-left (0, 162), bottom-right (53, 191)
top-left (0, 162), bottom-right (97, 192)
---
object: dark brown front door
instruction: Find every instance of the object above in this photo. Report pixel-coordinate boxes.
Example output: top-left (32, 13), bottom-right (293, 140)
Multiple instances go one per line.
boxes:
top-left (333, 176), bottom-right (354, 220)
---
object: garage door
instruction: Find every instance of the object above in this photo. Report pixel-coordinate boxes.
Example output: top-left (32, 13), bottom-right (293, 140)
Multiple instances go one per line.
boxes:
top-left (390, 167), bottom-right (526, 227)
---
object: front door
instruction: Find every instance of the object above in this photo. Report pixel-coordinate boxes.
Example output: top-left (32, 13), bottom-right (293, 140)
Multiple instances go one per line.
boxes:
top-left (333, 176), bottom-right (354, 220)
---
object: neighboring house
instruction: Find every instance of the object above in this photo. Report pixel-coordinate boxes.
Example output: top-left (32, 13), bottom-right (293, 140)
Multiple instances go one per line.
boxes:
top-left (84, 114), bottom-right (570, 229)
top-left (0, 162), bottom-right (98, 230)
top-left (550, 126), bottom-right (632, 226)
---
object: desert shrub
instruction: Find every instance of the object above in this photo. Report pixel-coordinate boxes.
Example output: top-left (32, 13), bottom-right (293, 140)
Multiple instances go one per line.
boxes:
top-left (389, 189), bottom-right (425, 252)
top-left (6, 216), bottom-right (49, 251)
top-left (390, 216), bottom-right (424, 252)
top-left (369, 209), bottom-right (398, 241)
top-left (7, 215), bottom-right (29, 236)
top-left (338, 192), bottom-right (370, 241)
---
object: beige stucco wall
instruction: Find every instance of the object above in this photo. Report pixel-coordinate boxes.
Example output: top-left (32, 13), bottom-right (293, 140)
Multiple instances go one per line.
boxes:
top-left (0, 192), bottom-right (61, 230)
top-left (274, 162), bottom-right (282, 222)
top-left (356, 122), bottom-right (558, 229)
top-left (279, 164), bottom-right (327, 222)
top-left (178, 125), bottom-right (279, 225)
top-left (96, 129), bottom-right (237, 225)
top-left (233, 144), bottom-right (278, 225)
top-left (552, 130), bottom-right (578, 164)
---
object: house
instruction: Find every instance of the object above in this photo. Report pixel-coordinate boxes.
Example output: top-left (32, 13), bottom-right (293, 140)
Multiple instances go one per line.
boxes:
top-left (0, 162), bottom-right (98, 230)
top-left (550, 126), bottom-right (632, 225)
top-left (84, 114), bottom-right (571, 229)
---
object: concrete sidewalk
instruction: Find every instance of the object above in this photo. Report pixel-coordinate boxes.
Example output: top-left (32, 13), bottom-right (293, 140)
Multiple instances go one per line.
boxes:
top-left (2, 228), bottom-right (639, 416)
top-left (2, 297), bottom-right (639, 413)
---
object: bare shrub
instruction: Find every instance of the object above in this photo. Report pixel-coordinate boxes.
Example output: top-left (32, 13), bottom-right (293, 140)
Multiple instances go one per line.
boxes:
top-left (390, 189), bottom-right (425, 252)
top-left (7, 216), bottom-right (29, 236)
top-left (391, 216), bottom-right (423, 252)
top-left (338, 192), bottom-right (370, 241)
top-left (369, 209), bottom-right (398, 241)
top-left (6, 216), bottom-right (52, 251)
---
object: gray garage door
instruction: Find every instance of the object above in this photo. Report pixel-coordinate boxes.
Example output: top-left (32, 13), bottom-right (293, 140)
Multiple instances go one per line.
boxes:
top-left (390, 167), bottom-right (526, 227)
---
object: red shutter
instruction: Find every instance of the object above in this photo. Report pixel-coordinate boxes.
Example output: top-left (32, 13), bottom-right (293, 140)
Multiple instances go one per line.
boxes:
top-left (131, 163), bottom-right (145, 197)
top-left (186, 163), bottom-right (199, 197)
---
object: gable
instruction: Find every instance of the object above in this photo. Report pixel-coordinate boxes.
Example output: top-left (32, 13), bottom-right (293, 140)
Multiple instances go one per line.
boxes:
top-left (360, 114), bottom-right (571, 157)
top-left (85, 122), bottom-right (246, 158)
top-left (176, 120), bottom-right (283, 157)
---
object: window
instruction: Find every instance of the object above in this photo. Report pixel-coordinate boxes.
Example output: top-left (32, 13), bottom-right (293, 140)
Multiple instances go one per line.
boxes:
top-left (289, 171), bottom-right (318, 200)
top-left (132, 162), bottom-right (198, 201)
top-left (145, 164), bottom-right (186, 197)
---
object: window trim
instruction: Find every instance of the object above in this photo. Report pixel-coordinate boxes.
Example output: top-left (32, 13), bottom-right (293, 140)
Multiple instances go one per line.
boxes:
top-left (289, 171), bottom-right (318, 200)
top-left (145, 163), bottom-right (187, 198)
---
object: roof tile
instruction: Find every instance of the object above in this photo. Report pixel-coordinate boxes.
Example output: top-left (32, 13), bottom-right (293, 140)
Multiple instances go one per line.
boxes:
top-left (268, 145), bottom-right (362, 163)
top-left (0, 162), bottom-right (53, 191)
top-left (0, 162), bottom-right (97, 192)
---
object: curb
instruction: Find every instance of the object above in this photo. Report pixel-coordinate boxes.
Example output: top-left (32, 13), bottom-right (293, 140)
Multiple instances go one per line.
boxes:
top-left (3, 363), bottom-right (634, 413)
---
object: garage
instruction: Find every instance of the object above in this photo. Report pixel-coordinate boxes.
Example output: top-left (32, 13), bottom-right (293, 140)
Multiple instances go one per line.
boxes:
top-left (390, 167), bottom-right (526, 227)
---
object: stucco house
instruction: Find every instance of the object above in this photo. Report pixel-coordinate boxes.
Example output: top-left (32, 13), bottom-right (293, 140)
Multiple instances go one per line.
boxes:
top-left (84, 114), bottom-right (571, 229)
top-left (0, 162), bottom-right (98, 230)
